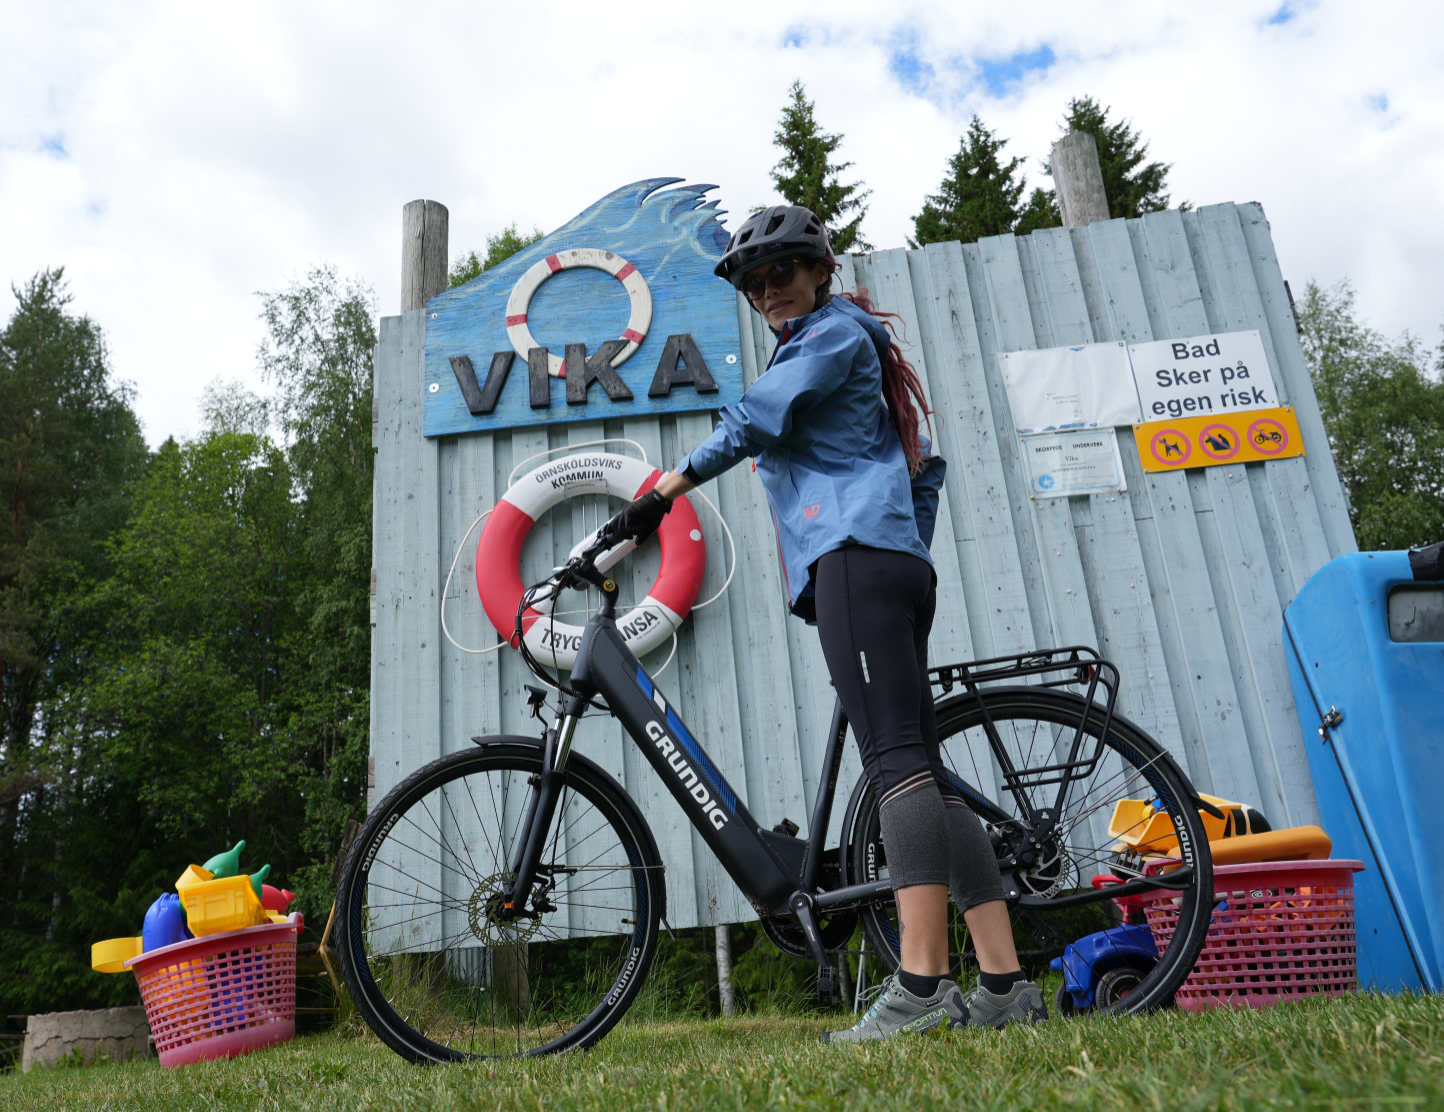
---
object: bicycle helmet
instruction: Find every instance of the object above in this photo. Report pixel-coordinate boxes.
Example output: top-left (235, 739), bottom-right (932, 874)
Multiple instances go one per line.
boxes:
top-left (714, 204), bottom-right (832, 288)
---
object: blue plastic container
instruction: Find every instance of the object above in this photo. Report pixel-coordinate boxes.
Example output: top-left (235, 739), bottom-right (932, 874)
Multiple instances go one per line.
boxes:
top-left (1283, 551), bottom-right (1444, 992)
top-left (141, 892), bottom-right (192, 952)
top-left (1049, 924), bottom-right (1159, 1011)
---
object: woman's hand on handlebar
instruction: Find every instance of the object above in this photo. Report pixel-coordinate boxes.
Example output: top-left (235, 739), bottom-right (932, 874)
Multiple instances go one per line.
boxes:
top-left (606, 490), bottom-right (672, 545)
top-left (601, 469), bottom-right (696, 546)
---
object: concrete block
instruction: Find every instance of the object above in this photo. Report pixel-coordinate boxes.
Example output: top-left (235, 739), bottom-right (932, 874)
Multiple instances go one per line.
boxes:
top-left (21, 1006), bottom-right (151, 1071)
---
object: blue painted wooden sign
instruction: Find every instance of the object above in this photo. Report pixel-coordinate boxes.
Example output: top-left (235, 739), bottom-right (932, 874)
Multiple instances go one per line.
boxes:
top-left (423, 179), bottom-right (743, 437)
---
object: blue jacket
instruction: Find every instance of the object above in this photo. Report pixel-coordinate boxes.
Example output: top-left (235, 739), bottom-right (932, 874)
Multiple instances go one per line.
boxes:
top-left (678, 296), bottom-right (938, 615)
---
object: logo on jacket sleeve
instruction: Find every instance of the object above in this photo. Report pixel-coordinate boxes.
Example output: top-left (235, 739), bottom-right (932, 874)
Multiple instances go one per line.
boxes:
top-left (803, 504), bottom-right (821, 521)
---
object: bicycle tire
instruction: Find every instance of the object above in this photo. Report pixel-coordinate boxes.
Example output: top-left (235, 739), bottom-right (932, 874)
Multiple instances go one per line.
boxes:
top-left (840, 687), bottom-right (1213, 1016)
top-left (336, 740), bottom-right (664, 1061)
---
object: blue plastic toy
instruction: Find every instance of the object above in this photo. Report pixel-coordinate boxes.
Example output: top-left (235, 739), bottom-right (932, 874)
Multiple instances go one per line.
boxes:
top-left (1049, 924), bottom-right (1159, 1014)
top-left (141, 892), bottom-right (193, 952)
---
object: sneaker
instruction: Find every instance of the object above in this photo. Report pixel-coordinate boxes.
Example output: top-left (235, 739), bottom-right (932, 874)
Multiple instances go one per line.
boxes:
top-left (962, 979), bottom-right (1048, 1028)
top-left (820, 975), bottom-right (968, 1044)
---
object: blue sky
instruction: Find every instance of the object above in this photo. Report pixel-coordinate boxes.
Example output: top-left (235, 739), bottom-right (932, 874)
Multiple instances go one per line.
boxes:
top-left (2, 0), bottom-right (1440, 443)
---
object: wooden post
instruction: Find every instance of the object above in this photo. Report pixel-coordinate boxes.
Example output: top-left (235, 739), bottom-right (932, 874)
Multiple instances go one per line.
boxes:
top-left (401, 199), bottom-right (450, 312)
top-left (1049, 132), bottom-right (1111, 228)
top-left (715, 923), bottom-right (736, 1017)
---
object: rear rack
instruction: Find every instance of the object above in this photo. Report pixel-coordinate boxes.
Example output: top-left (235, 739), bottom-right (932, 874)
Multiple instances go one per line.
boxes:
top-left (929, 646), bottom-right (1117, 701)
top-left (927, 647), bottom-right (1122, 822)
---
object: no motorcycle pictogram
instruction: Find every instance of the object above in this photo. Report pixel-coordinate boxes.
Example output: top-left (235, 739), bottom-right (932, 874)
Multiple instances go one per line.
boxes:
top-left (1135, 406), bottom-right (1304, 473)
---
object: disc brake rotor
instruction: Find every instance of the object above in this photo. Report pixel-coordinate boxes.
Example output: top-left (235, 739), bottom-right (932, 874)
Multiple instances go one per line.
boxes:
top-left (467, 871), bottom-right (543, 946)
top-left (1018, 839), bottom-right (1074, 900)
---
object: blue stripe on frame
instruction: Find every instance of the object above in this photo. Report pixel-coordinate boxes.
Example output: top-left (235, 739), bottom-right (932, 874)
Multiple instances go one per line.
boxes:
top-left (423, 179), bottom-right (743, 437)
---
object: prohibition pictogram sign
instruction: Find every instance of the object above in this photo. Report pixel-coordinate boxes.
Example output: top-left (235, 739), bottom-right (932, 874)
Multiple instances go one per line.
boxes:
top-left (1247, 415), bottom-right (1291, 457)
top-left (1134, 406), bottom-right (1304, 472)
top-left (1198, 423), bottom-right (1242, 462)
top-left (1149, 428), bottom-right (1192, 467)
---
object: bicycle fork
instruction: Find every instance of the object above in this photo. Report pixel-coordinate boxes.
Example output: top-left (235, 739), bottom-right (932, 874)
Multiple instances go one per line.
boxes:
top-left (502, 700), bottom-right (584, 920)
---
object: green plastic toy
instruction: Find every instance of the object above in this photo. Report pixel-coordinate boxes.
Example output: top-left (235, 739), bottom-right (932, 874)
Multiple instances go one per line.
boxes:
top-left (249, 864), bottom-right (271, 899)
top-left (202, 840), bottom-right (245, 879)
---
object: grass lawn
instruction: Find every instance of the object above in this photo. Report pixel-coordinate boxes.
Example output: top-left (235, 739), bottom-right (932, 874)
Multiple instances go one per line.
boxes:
top-left (3, 992), bottom-right (1440, 1111)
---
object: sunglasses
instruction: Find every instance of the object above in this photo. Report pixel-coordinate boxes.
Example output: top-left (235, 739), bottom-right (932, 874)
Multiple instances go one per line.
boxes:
top-left (740, 258), bottom-right (804, 299)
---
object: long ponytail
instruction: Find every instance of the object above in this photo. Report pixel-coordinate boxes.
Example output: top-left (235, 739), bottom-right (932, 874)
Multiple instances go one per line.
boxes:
top-left (821, 261), bottom-right (935, 474)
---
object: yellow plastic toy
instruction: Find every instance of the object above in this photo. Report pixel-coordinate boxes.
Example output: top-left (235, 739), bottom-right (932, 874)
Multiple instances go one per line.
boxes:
top-left (1108, 794), bottom-right (1333, 863)
top-left (175, 863), bottom-right (214, 892)
top-left (92, 936), bottom-right (143, 974)
top-left (179, 873), bottom-right (270, 935)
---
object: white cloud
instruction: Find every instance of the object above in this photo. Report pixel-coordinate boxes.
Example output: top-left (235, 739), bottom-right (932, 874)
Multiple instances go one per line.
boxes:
top-left (2, 0), bottom-right (1441, 444)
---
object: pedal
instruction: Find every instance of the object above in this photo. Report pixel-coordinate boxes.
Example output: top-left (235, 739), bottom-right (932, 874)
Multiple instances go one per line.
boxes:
top-left (816, 962), bottom-right (837, 1007)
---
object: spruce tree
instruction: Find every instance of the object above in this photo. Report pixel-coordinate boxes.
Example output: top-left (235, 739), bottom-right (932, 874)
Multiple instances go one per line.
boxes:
top-left (911, 116), bottom-right (1029, 246)
top-left (769, 81), bottom-right (871, 252)
top-left (1023, 97), bottom-right (1179, 224)
top-left (1060, 96), bottom-right (1176, 218)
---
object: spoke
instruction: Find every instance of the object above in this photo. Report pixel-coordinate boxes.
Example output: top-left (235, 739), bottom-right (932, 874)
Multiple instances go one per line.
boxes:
top-left (413, 793), bottom-right (481, 887)
top-left (393, 811), bottom-right (483, 887)
top-left (438, 782), bottom-right (487, 884)
top-left (364, 869), bottom-right (471, 912)
top-left (461, 770), bottom-right (505, 866)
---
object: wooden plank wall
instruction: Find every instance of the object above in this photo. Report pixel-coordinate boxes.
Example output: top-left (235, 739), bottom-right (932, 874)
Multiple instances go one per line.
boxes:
top-left (370, 203), bottom-right (1354, 931)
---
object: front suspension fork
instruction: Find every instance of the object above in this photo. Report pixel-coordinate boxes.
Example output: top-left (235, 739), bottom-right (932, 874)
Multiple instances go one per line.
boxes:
top-left (504, 699), bottom-right (584, 918)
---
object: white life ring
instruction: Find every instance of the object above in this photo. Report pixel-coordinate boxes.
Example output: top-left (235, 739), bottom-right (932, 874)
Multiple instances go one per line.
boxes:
top-left (505, 249), bottom-right (653, 378)
top-left (475, 453), bottom-right (704, 669)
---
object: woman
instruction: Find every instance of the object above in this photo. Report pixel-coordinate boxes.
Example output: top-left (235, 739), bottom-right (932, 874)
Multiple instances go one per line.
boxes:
top-left (609, 205), bottom-right (1046, 1040)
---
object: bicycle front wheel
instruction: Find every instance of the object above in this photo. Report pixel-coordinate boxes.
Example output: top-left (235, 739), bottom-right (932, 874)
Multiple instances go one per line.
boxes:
top-left (336, 740), bottom-right (664, 1061)
top-left (842, 687), bottom-right (1213, 1016)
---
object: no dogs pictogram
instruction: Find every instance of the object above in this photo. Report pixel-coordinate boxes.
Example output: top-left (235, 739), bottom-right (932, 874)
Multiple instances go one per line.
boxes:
top-left (1149, 428), bottom-right (1192, 467)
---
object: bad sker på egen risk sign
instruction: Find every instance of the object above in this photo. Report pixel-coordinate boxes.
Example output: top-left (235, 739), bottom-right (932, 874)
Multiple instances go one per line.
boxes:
top-left (1128, 330), bottom-right (1278, 421)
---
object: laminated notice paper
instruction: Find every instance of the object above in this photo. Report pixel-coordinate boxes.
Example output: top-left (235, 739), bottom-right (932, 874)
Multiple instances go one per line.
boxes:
top-left (1000, 342), bottom-right (1141, 433)
top-left (1022, 429), bottom-right (1126, 498)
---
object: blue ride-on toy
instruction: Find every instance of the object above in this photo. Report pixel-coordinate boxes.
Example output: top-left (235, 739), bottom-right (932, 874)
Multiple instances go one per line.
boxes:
top-left (1049, 923), bottom-right (1160, 1015)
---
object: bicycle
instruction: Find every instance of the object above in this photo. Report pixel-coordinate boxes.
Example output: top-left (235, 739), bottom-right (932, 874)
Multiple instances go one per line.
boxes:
top-left (336, 530), bottom-right (1216, 1061)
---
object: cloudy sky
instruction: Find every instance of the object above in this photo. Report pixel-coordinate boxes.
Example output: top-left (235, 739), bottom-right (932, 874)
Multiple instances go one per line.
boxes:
top-left (3, 0), bottom-right (1440, 444)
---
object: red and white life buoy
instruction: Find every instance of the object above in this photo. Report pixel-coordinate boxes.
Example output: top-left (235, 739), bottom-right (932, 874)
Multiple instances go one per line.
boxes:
top-left (505, 249), bottom-right (653, 378)
top-left (476, 453), bottom-right (704, 669)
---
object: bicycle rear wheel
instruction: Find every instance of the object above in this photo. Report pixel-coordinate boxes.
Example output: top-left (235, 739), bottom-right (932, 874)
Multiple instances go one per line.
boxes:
top-left (336, 740), bottom-right (664, 1060)
top-left (841, 687), bottom-right (1213, 1016)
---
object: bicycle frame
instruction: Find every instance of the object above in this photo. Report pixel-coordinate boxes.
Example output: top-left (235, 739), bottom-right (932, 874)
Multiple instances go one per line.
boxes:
top-left (500, 562), bottom-right (1193, 990)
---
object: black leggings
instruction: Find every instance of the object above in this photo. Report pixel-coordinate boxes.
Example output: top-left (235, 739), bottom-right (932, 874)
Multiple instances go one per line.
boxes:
top-left (813, 545), bottom-right (957, 808)
top-left (814, 545), bottom-right (1005, 908)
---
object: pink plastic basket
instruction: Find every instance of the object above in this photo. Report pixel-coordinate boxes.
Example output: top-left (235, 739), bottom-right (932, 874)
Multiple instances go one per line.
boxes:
top-left (126, 915), bottom-right (299, 1067)
top-left (1141, 860), bottom-right (1364, 1012)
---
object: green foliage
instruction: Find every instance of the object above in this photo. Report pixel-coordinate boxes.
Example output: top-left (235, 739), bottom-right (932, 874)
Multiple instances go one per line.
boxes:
top-left (254, 266), bottom-right (378, 916)
top-left (0, 265), bottom-right (376, 1019)
top-left (911, 94), bottom-right (1178, 246)
top-left (0, 269), bottom-right (148, 1015)
top-left (1014, 186), bottom-right (1062, 236)
top-left (769, 81), bottom-right (871, 253)
top-left (1026, 96), bottom-right (1180, 224)
top-left (449, 224), bottom-right (546, 288)
top-left (0, 267), bottom-right (146, 759)
top-left (911, 117), bottom-right (1028, 247)
top-left (1298, 280), bottom-right (1444, 551)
